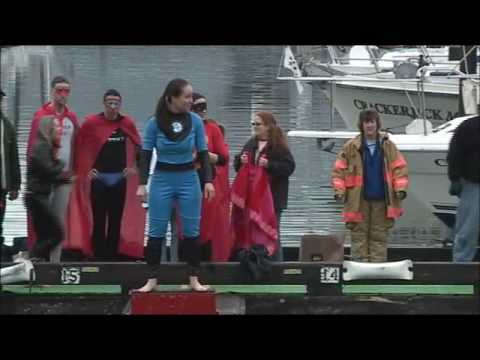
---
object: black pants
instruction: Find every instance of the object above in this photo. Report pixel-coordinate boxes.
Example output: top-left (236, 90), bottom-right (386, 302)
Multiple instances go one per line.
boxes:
top-left (24, 192), bottom-right (64, 259)
top-left (90, 177), bottom-right (126, 260)
top-left (179, 241), bottom-right (211, 262)
top-left (0, 191), bottom-right (6, 246)
top-left (271, 210), bottom-right (283, 262)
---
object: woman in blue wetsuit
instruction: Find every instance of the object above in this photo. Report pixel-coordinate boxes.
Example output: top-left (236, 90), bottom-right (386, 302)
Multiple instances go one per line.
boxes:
top-left (135, 79), bottom-right (215, 292)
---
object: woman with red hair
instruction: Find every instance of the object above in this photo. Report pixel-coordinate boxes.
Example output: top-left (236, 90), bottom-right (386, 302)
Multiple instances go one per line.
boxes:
top-left (232, 112), bottom-right (295, 261)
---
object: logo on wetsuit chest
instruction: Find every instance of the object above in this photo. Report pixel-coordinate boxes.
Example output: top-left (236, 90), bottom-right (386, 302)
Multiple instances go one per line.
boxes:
top-left (172, 122), bottom-right (183, 133)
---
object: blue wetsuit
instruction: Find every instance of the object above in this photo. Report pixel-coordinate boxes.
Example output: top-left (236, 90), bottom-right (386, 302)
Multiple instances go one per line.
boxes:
top-left (139, 112), bottom-right (212, 275)
top-left (142, 112), bottom-right (207, 238)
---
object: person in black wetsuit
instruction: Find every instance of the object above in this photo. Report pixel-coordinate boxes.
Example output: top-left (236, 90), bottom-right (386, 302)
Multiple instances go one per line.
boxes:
top-left (83, 89), bottom-right (142, 260)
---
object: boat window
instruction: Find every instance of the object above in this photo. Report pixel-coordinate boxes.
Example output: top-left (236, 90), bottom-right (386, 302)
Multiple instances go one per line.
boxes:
top-left (430, 72), bottom-right (458, 77)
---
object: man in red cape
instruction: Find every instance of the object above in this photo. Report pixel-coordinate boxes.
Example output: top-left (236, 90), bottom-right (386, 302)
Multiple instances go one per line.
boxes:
top-left (178, 93), bottom-right (233, 262)
top-left (68, 90), bottom-right (145, 259)
top-left (26, 76), bottom-right (79, 261)
top-left (211, 124), bottom-right (233, 261)
top-left (231, 156), bottom-right (278, 257)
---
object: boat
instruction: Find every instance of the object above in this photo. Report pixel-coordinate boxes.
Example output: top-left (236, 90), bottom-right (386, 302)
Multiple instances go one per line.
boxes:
top-left (280, 46), bottom-right (479, 132)
top-left (297, 45), bottom-right (479, 78)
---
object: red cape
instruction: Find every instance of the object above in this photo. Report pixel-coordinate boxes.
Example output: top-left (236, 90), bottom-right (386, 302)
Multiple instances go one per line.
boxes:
top-left (177, 120), bottom-right (233, 261)
top-left (208, 145), bottom-right (233, 261)
top-left (67, 113), bottom-right (146, 258)
top-left (26, 102), bottom-right (79, 250)
top-left (199, 121), bottom-right (232, 261)
top-left (231, 156), bottom-right (278, 257)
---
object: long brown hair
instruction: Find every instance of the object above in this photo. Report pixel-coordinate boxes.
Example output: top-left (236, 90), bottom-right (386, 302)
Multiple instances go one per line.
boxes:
top-left (155, 78), bottom-right (191, 141)
top-left (37, 116), bottom-right (60, 148)
top-left (37, 115), bottom-right (61, 159)
top-left (255, 112), bottom-right (289, 156)
top-left (357, 109), bottom-right (383, 134)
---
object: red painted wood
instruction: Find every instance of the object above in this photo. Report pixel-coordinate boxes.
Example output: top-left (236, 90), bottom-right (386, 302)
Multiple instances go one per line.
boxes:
top-left (130, 292), bottom-right (217, 315)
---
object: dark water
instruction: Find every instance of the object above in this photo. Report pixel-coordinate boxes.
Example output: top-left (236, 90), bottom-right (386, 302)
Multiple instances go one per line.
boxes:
top-left (0, 46), bottom-right (444, 247)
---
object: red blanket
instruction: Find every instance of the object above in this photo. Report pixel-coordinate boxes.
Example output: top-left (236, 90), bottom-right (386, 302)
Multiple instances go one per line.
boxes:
top-left (26, 102), bottom-right (79, 250)
top-left (231, 157), bottom-right (278, 256)
top-left (67, 113), bottom-right (146, 258)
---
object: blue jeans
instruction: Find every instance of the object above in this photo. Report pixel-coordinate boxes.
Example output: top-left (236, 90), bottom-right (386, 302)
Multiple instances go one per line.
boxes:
top-left (453, 178), bottom-right (480, 262)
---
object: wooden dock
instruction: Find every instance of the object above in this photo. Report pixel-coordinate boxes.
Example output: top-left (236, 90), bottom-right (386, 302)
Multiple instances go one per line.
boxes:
top-left (1, 261), bottom-right (478, 314)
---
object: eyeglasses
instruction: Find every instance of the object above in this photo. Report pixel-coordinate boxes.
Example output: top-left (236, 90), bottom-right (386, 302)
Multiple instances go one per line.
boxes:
top-left (251, 122), bottom-right (262, 127)
top-left (55, 88), bottom-right (71, 95)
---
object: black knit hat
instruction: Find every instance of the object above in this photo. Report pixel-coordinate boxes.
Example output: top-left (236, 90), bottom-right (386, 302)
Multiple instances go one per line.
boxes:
top-left (192, 92), bottom-right (206, 103)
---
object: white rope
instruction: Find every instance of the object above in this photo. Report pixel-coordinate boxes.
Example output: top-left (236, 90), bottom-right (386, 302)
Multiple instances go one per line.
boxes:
top-left (403, 86), bottom-right (421, 118)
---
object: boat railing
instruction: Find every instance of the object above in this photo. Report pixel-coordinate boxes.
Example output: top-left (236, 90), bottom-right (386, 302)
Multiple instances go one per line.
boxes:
top-left (305, 45), bottom-right (478, 76)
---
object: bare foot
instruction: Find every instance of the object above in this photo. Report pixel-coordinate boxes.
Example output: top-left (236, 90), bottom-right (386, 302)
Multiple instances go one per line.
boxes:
top-left (189, 276), bottom-right (211, 292)
top-left (131, 279), bottom-right (158, 294)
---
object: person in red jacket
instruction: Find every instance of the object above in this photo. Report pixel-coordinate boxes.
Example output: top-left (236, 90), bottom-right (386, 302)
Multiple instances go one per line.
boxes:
top-left (69, 89), bottom-right (145, 260)
top-left (26, 76), bottom-right (79, 262)
top-left (191, 93), bottom-right (232, 261)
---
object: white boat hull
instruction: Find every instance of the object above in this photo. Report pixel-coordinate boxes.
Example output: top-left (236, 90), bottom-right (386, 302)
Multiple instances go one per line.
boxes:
top-left (400, 149), bottom-right (457, 228)
top-left (323, 81), bottom-right (460, 132)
